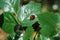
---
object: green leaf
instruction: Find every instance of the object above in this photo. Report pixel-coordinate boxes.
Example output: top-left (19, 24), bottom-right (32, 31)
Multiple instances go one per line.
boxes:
top-left (23, 26), bottom-right (34, 40)
top-left (2, 12), bottom-right (16, 38)
top-left (0, 0), bottom-right (20, 13)
top-left (36, 36), bottom-right (41, 40)
top-left (37, 12), bottom-right (58, 37)
top-left (56, 13), bottom-right (60, 23)
top-left (17, 2), bottom-right (41, 26)
top-left (56, 13), bottom-right (60, 33)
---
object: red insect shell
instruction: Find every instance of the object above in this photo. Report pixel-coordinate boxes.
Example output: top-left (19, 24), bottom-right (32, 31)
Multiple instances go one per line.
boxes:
top-left (30, 15), bottom-right (35, 20)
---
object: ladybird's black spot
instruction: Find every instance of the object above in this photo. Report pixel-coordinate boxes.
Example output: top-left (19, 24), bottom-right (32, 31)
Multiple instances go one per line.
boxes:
top-left (32, 21), bottom-right (41, 31)
top-left (0, 14), bottom-right (4, 28)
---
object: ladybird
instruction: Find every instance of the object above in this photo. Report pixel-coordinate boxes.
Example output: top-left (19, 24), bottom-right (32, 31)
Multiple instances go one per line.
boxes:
top-left (30, 15), bottom-right (35, 20)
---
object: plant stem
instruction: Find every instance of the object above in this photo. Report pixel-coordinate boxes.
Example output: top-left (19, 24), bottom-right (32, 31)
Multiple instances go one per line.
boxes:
top-left (10, 13), bottom-right (21, 25)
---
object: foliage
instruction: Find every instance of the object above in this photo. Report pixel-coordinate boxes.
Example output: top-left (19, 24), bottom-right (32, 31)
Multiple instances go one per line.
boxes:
top-left (0, 0), bottom-right (60, 40)
top-left (37, 12), bottom-right (58, 37)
